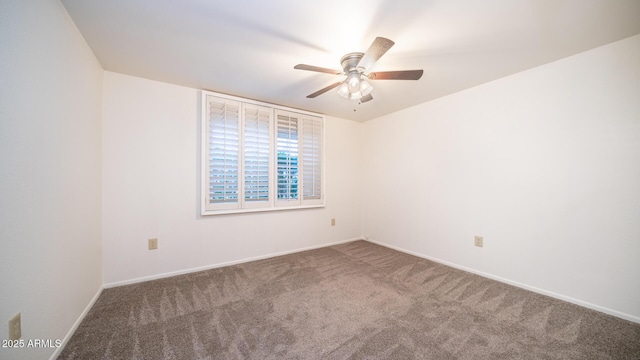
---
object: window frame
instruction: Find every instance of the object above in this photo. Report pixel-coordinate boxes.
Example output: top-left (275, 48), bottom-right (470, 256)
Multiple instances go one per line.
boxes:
top-left (201, 90), bottom-right (325, 215)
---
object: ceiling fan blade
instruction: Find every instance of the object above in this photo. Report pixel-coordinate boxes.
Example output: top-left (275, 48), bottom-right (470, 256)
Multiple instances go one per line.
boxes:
top-left (357, 37), bottom-right (395, 70)
top-left (294, 64), bottom-right (342, 75)
top-left (368, 69), bottom-right (423, 80)
top-left (360, 94), bottom-right (373, 103)
top-left (307, 82), bottom-right (343, 98)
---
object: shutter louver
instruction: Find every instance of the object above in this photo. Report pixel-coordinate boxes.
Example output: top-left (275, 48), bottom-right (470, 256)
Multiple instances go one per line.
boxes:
top-left (302, 115), bottom-right (322, 202)
top-left (206, 96), bottom-right (240, 210)
top-left (243, 105), bottom-right (271, 206)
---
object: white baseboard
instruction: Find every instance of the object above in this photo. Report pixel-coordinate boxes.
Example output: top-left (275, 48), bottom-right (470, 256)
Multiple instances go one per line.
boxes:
top-left (103, 237), bottom-right (362, 289)
top-left (49, 286), bottom-right (103, 360)
top-left (365, 238), bottom-right (640, 324)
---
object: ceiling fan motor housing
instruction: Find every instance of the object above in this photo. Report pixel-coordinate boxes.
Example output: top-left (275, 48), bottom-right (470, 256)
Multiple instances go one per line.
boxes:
top-left (341, 52), bottom-right (365, 73)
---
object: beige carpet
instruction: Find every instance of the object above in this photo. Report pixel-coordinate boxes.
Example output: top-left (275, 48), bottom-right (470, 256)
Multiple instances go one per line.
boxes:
top-left (59, 240), bottom-right (640, 359)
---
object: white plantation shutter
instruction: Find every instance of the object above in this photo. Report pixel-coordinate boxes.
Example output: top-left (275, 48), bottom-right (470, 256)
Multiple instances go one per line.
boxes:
top-left (276, 110), bottom-right (300, 206)
top-left (205, 95), bottom-right (240, 211)
top-left (302, 115), bottom-right (323, 204)
top-left (201, 91), bottom-right (324, 215)
top-left (242, 104), bottom-right (272, 208)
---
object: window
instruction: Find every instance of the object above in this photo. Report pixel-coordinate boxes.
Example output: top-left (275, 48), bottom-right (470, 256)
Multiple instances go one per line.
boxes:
top-left (202, 91), bottom-right (324, 215)
top-left (276, 111), bottom-right (300, 205)
top-left (243, 105), bottom-right (271, 207)
top-left (206, 97), bottom-right (240, 210)
top-left (302, 114), bottom-right (323, 203)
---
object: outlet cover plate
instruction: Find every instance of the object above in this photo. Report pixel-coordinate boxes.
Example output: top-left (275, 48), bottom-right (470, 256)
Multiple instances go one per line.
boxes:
top-left (9, 312), bottom-right (21, 341)
top-left (148, 238), bottom-right (158, 250)
top-left (474, 236), bottom-right (483, 247)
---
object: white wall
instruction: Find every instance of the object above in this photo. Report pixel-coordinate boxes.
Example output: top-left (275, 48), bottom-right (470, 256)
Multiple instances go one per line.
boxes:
top-left (362, 35), bottom-right (640, 321)
top-left (0, 1), bottom-right (103, 359)
top-left (102, 72), bottom-right (362, 285)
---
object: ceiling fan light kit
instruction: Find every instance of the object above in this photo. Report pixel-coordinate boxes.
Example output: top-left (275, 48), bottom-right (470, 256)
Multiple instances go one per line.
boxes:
top-left (294, 37), bottom-right (423, 103)
top-left (338, 73), bottom-right (373, 100)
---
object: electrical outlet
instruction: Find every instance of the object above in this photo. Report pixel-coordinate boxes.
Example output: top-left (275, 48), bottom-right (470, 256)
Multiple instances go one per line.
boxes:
top-left (148, 238), bottom-right (158, 250)
top-left (331, 218), bottom-right (336, 226)
top-left (9, 313), bottom-right (21, 341)
top-left (474, 236), bottom-right (483, 248)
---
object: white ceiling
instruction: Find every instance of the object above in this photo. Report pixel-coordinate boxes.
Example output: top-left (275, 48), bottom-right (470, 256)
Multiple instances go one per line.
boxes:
top-left (61, 0), bottom-right (640, 121)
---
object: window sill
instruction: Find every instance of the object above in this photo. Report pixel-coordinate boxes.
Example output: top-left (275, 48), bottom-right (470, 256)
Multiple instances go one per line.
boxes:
top-left (201, 203), bottom-right (325, 216)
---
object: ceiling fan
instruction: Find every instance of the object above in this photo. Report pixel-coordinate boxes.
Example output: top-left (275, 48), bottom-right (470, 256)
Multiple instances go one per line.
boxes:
top-left (294, 37), bottom-right (423, 103)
